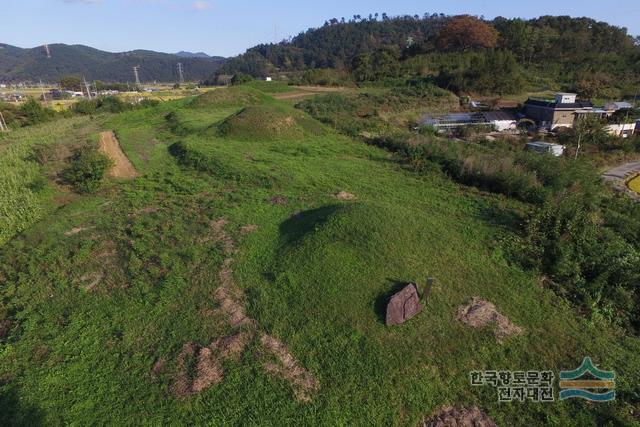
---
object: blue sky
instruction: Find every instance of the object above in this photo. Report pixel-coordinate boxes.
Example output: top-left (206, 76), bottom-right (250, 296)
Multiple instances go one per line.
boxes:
top-left (1, 0), bottom-right (639, 57)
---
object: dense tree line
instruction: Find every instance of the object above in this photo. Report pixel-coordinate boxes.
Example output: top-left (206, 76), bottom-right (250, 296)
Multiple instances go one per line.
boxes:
top-left (214, 14), bottom-right (640, 96)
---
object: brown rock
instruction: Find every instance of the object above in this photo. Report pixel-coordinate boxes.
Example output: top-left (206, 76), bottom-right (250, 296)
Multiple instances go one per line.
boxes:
top-left (385, 284), bottom-right (423, 326)
top-left (423, 406), bottom-right (497, 427)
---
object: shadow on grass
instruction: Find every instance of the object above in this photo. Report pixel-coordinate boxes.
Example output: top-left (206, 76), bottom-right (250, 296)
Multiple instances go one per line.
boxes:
top-left (278, 204), bottom-right (346, 247)
top-left (477, 201), bottom-right (524, 233)
top-left (0, 384), bottom-right (45, 426)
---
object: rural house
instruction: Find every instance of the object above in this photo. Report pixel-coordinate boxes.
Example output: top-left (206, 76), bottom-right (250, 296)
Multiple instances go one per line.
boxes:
top-left (523, 93), bottom-right (596, 130)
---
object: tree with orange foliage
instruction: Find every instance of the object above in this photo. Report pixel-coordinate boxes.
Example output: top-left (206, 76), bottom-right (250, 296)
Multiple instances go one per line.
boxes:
top-left (437, 15), bottom-right (498, 51)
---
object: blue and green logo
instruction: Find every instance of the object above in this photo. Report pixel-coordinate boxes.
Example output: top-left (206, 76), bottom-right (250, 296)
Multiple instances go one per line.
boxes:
top-left (559, 357), bottom-right (615, 402)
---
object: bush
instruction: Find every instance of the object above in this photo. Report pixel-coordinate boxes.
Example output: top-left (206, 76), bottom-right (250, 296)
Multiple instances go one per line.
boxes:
top-left (61, 147), bottom-right (113, 193)
top-left (513, 190), bottom-right (640, 331)
top-left (17, 98), bottom-right (55, 126)
top-left (73, 96), bottom-right (131, 115)
top-left (370, 134), bottom-right (545, 203)
top-left (231, 73), bottom-right (253, 86)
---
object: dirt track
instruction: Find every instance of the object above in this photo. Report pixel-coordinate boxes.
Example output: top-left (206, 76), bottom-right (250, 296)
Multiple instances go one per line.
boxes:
top-left (98, 131), bottom-right (138, 178)
top-left (272, 86), bottom-right (344, 100)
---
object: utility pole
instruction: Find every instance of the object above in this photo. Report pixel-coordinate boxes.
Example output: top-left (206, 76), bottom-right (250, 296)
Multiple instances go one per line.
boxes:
top-left (83, 76), bottom-right (92, 100)
top-left (177, 62), bottom-right (184, 84)
top-left (132, 66), bottom-right (141, 86)
top-left (39, 79), bottom-right (49, 106)
top-left (0, 112), bottom-right (8, 132)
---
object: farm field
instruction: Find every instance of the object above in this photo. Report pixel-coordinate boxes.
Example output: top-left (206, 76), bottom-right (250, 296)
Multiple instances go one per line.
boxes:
top-left (628, 175), bottom-right (640, 193)
top-left (0, 86), bottom-right (639, 426)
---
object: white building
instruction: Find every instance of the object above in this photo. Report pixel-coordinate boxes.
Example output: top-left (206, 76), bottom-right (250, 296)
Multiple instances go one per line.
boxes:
top-left (604, 101), bottom-right (633, 111)
top-left (606, 122), bottom-right (637, 138)
top-left (481, 111), bottom-right (517, 132)
top-left (525, 141), bottom-right (565, 157)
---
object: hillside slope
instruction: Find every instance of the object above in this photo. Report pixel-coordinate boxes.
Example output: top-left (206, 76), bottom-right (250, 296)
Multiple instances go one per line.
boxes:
top-left (0, 87), bottom-right (638, 425)
top-left (0, 43), bottom-right (224, 82)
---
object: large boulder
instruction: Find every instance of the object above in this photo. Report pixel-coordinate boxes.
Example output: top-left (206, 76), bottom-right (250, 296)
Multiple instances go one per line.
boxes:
top-left (385, 284), bottom-right (422, 326)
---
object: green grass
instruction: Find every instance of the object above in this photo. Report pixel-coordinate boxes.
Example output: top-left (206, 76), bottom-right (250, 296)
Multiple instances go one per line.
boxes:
top-left (0, 116), bottom-right (100, 245)
top-left (1, 87), bottom-right (639, 426)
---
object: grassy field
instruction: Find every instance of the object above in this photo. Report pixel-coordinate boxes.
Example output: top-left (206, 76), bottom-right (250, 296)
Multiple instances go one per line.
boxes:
top-left (0, 87), bottom-right (638, 426)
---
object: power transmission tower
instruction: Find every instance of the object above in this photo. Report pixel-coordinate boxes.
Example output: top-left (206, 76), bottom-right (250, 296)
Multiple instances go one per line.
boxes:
top-left (132, 66), bottom-right (141, 85)
top-left (177, 63), bottom-right (184, 84)
top-left (83, 77), bottom-right (92, 100)
top-left (44, 43), bottom-right (51, 58)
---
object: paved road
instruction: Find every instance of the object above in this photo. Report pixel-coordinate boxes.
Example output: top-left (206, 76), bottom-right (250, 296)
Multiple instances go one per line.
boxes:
top-left (602, 161), bottom-right (640, 181)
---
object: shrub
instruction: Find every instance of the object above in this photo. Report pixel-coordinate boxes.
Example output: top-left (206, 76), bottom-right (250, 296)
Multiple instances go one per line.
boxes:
top-left (17, 98), bottom-right (55, 126)
top-left (73, 96), bottom-right (131, 115)
top-left (231, 73), bottom-right (253, 86)
top-left (513, 190), bottom-right (640, 331)
top-left (61, 147), bottom-right (113, 193)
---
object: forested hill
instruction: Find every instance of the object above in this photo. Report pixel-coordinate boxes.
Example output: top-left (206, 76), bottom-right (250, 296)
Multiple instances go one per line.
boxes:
top-left (217, 14), bottom-right (640, 96)
top-left (0, 43), bottom-right (225, 83)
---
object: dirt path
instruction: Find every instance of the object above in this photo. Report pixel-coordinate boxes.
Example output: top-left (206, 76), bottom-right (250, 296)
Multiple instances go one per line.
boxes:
top-left (98, 131), bottom-right (138, 178)
top-left (273, 86), bottom-right (345, 100)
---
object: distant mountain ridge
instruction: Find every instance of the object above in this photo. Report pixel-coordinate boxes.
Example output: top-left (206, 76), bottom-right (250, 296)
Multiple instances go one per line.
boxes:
top-left (0, 43), bottom-right (225, 83)
top-left (175, 51), bottom-right (214, 59)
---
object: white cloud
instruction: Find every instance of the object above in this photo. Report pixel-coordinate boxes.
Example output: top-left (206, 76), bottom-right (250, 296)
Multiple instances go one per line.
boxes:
top-left (192, 1), bottom-right (213, 11)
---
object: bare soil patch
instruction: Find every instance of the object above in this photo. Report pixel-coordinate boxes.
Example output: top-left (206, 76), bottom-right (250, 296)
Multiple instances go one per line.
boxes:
top-left (240, 224), bottom-right (258, 234)
top-left (269, 195), bottom-right (288, 205)
top-left (168, 218), bottom-right (318, 401)
top-left (171, 332), bottom-right (252, 396)
top-left (272, 86), bottom-right (344, 100)
top-left (64, 226), bottom-right (93, 236)
top-left (457, 297), bottom-right (522, 340)
top-left (98, 131), bottom-right (138, 178)
top-left (335, 191), bottom-right (357, 201)
top-left (261, 334), bottom-right (319, 402)
top-left (423, 406), bottom-right (497, 427)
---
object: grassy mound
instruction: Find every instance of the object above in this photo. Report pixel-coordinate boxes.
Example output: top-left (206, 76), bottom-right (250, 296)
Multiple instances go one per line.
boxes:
top-left (217, 104), bottom-right (324, 141)
top-left (189, 86), bottom-right (271, 109)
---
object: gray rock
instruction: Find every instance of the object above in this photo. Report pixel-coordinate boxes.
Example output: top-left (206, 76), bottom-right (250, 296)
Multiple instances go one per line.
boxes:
top-left (385, 284), bottom-right (422, 326)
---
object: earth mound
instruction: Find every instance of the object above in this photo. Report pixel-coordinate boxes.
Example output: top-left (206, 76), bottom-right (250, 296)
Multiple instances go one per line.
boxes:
top-left (190, 86), bottom-right (271, 109)
top-left (217, 105), bottom-right (324, 141)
